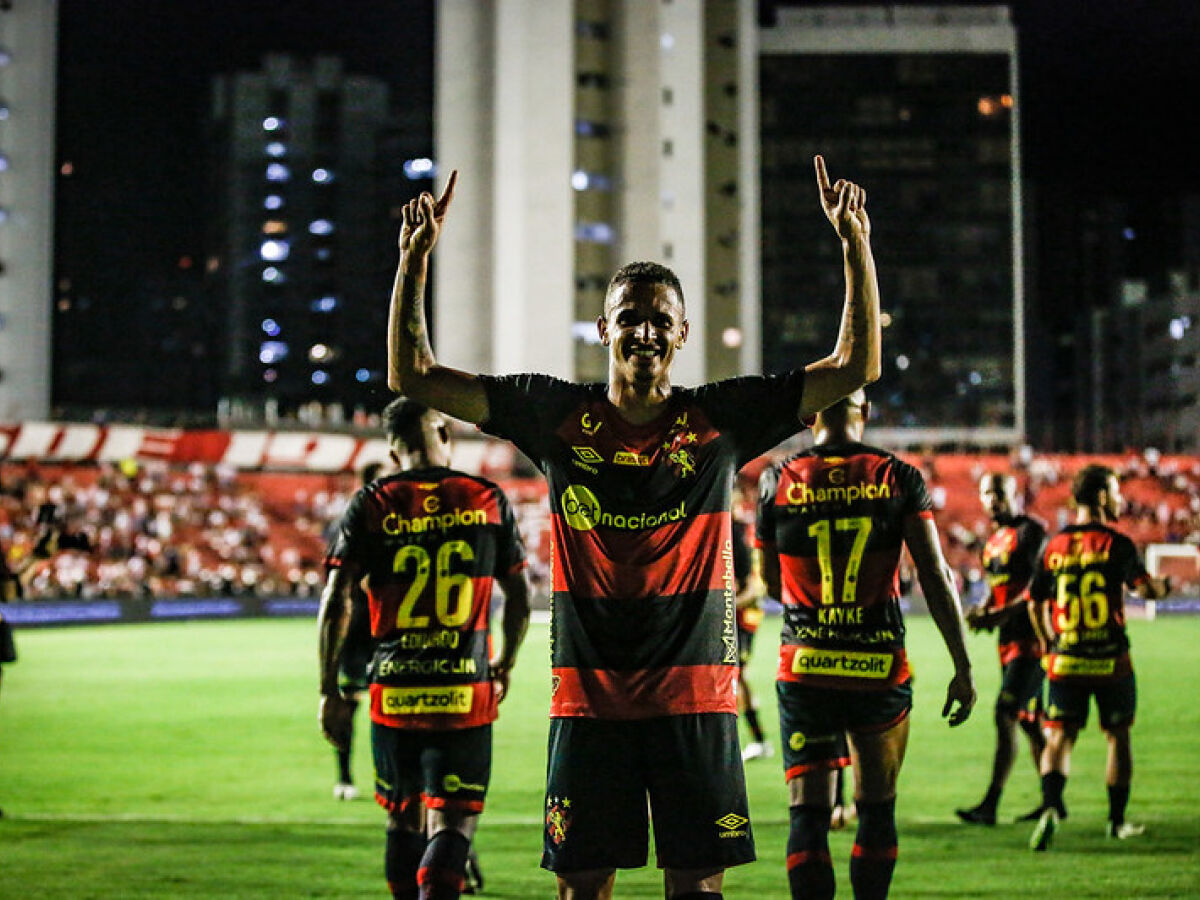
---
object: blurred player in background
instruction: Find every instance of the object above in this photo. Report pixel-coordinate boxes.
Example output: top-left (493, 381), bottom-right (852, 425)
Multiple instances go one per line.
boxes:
top-left (1026, 464), bottom-right (1171, 852)
top-left (957, 473), bottom-right (1048, 825)
top-left (757, 390), bottom-right (974, 900)
top-left (733, 484), bottom-right (772, 762)
top-left (319, 398), bottom-right (531, 899)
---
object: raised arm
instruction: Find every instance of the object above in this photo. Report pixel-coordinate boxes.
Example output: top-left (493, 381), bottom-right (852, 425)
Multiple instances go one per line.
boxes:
top-left (800, 155), bottom-right (882, 420)
top-left (490, 570), bottom-right (532, 704)
top-left (902, 514), bottom-right (976, 727)
top-left (388, 170), bottom-right (490, 424)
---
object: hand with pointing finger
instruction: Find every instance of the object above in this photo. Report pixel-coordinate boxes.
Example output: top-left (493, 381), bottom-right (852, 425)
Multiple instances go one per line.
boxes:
top-left (814, 155), bottom-right (870, 243)
top-left (399, 169), bottom-right (458, 260)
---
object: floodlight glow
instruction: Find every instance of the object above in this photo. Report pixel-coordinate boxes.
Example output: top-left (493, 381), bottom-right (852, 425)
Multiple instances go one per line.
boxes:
top-left (260, 239), bottom-right (290, 262)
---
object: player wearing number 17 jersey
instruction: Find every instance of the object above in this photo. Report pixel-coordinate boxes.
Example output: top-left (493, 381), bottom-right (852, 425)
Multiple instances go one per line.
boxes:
top-left (1026, 464), bottom-right (1170, 852)
top-left (319, 398), bottom-right (531, 900)
top-left (757, 391), bottom-right (974, 900)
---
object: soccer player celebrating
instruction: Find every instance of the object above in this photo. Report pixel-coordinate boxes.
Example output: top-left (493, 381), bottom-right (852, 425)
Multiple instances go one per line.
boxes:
top-left (318, 398), bottom-right (531, 900)
top-left (757, 390), bottom-right (974, 900)
top-left (1026, 464), bottom-right (1170, 852)
top-left (388, 156), bottom-right (881, 900)
top-left (956, 473), bottom-right (1048, 825)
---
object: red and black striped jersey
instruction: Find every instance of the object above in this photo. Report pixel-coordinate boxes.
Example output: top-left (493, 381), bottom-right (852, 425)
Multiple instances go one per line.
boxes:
top-left (1030, 523), bottom-right (1151, 683)
top-left (325, 466), bottom-right (526, 730)
top-left (981, 515), bottom-right (1047, 663)
top-left (481, 371), bottom-right (807, 719)
top-left (757, 442), bottom-right (931, 690)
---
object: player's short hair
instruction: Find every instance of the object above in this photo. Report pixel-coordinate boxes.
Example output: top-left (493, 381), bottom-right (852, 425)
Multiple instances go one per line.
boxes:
top-left (359, 461), bottom-right (384, 487)
top-left (382, 397), bottom-right (429, 448)
top-left (822, 388), bottom-right (868, 419)
top-left (605, 261), bottom-right (685, 312)
top-left (1072, 464), bottom-right (1116, 507)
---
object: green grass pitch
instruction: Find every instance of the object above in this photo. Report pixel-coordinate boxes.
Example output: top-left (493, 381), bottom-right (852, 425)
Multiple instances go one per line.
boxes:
top-left (1, 614), bottom-right (1198, 898)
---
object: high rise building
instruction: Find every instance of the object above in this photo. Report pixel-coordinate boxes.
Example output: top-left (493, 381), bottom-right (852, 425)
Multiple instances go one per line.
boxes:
top-left (760, 5), bottom-right (1022, 444)
top-left (433, 0), bottom-right (759, 386)
top-left (207, 55), bottom-right (405, 421)
top-left (0, 1), bottom-right (56, 421)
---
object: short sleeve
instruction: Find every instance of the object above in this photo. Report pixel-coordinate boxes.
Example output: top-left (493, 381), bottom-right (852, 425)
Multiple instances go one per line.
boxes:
top-left (478, 373), bottom-right (584, 467)
top-left (894, 459), bottom-right (934, 517)
top-left (492, 485), bottom-right (528, 577)
top-left (324, 487), bottom-right (370, 570)
top-left (1115, 533), bottom-right (1153, 591)
top-left (693, 371), bottom-right (807, 465)
top-left (755, 463), bottom-right (782, 546)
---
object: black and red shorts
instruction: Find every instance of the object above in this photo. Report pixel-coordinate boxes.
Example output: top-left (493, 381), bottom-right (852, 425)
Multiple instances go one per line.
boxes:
top-left (776, 679), bottom-right (912, 782)
top-left (996, 654), bottom-right (1045, 723)
top-left (541, 713), bottom-right (755, 873)
top-left (371, 722), bottom-right (491, 816)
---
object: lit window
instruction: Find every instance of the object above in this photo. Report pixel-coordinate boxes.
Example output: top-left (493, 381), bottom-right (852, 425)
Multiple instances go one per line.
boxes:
top-left (311, 296), bottom-right (339, 313)
top-left (1169, 317), bottom-right (1192, 340)
top-left (262, 267), bottom-right (285, 284)
top-left (311, 370), bottom-right (329, 385)
top-left (262, 117), bottom-right (284, 132)
top-left (262, 220), bottom-right (288, 235)
top-left (571, 170), bottom-right (614, 192)
top-left (263, 368), bottom-right (278, 383)
top-left (260, 239), bottom-right (290, 262)
top-left (880, 311), bottom-right (894, 328)
top-left (575, 222), bottom-right (615, 244)
top-left (969, 371), bottom-right (983, 385)
top-left (259, 341), bottom-right (289, 364)
top-left (895, 354), bottom-right (911, 371)
top-left (261, 318), bottom-right (281, 337)
top-left (311, 168), bottom-right (333, 184)
top-left (265, 141), bottom-right (287, 158)
top-left (308, 219), bottom-right (335, 235)
top-left (308, 343), bottom-right (331, 363)
top-left (314, 247), bottom-right (333, 262)
top-left (266, 163), bottom-right (290, 183)
top-left (721, 327), bottom-right (743, 349)
top-left (403, 158), bottom-right (435, 180)
top-left (1122, 227), bottom-right (1137, 241)
top-left (264, 195), bottom-right (284, 211)
top-left (355, 368), bottom-right (371, 383)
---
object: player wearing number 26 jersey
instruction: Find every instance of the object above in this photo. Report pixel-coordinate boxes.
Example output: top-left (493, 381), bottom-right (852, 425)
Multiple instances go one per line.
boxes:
top-left (757, 391), bottom-right (974, 900)
top-left (319, 399), bottom-right (531, 900)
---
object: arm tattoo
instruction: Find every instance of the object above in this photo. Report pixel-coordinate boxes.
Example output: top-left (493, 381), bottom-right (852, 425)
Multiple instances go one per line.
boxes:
top-left (401, 276), bottom-right (435, 368)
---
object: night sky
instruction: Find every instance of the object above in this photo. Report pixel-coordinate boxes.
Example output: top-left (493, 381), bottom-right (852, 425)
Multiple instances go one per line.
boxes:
top-left (50, 0), bottom-right (1199, 414)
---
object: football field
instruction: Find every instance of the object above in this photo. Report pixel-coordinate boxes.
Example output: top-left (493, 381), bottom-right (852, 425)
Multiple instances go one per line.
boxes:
top-left (1, 615), bottom-right (1197, 898)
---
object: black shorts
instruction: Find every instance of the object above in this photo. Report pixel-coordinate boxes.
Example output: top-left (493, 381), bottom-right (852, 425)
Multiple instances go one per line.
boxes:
top-left (736, 628), bottom-right (756, 666)
top-left (776, 680), bottom-right (912, 782)
top-left (541, 713), bottom-right (755, 873)
top-left (1045, 673), bottom-right (1136, 731)
top-left (371, 721), bottom-right (492, 816)
top-left (997, 655), bottom-right (1045, 722)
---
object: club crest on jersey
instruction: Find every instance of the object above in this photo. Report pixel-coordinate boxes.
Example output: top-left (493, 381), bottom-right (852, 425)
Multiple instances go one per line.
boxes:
top-left (662, 416), bottom-right (699, 479)
top-left (546, 796), bottom-right (573, 846)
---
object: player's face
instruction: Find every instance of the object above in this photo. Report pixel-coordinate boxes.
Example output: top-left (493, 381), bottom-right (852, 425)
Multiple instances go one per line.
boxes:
top-left (979, 476), bottom-right (1013, 521)
top-left (598, 281), bottom-right (688, 387)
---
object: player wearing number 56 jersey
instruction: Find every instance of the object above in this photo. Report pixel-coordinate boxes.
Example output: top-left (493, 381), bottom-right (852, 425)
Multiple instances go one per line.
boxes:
top-left (319, 398), bottom-right (531, 900)
top-left (757, 390), bottom-right (974, 900)
top-left (1026, 464), bottom-right (1170, 852)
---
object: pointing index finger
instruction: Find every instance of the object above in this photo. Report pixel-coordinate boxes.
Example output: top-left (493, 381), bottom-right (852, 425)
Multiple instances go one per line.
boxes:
top-left (814, 155), bottom-right (831, 193)
top-left (435, 169), bottom-right (458, 214)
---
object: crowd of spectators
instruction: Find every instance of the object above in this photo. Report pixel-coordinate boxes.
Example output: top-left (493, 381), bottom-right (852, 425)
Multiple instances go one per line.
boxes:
top-left (3, 446), bottom-right (1198, 605)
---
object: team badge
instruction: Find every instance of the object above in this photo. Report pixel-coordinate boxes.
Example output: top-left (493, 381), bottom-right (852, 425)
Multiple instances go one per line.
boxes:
top-left (546, 796), bottom-right (573, 846)
top-left (551, 674), bottom-right (562, 695)
top-left (662, 417), bottom-right (699, 479)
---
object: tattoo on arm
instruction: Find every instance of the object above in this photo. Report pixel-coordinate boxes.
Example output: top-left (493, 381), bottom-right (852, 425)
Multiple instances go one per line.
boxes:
top-left (400, 276), bottom-right (435, 369)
